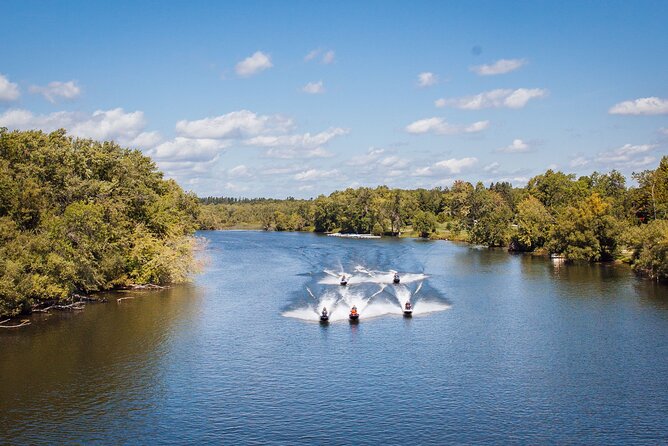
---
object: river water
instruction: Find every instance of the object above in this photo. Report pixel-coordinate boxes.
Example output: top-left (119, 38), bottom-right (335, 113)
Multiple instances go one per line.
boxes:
top-left (1, 230), bottom-right (668, 444)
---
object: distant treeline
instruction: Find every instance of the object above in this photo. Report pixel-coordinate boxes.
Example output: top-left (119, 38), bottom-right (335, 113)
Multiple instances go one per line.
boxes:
top-left (199, 157), bottom-right (668, 282)
top-left (199, 196), bottom-right (299, 205)
top-left (0, 129), bottom-right (200, 317)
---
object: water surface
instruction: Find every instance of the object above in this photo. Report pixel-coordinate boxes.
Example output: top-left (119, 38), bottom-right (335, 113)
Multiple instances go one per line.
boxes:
top-left (1, 231), bottom-right (668, 444)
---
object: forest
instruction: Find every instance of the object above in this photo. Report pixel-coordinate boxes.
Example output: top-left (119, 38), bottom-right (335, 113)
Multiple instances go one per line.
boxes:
top-left (0, 129), bottom-right (200, 317)
top-left (1, 128), bottom-right (666, 318)
top-left (199, 157), bottom-right (668, 282)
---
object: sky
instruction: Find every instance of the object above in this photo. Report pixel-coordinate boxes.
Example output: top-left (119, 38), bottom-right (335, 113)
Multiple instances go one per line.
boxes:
top-left (0, 0), bottom-right (667, 198)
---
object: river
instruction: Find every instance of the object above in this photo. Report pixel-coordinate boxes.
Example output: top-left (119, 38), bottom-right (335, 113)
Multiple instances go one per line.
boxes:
top-left (1, 230), bottom-right (668, 444)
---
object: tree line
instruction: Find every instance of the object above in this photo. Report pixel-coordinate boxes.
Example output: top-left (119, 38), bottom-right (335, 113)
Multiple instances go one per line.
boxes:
top-left (0, 129), bottom-right (200, 317)
top-left (199, 157), bottom-right (668, 282)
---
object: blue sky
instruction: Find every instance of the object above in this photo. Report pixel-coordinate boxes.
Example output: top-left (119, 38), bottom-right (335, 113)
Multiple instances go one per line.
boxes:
top-left (1, 0), bottom-right (667, 197)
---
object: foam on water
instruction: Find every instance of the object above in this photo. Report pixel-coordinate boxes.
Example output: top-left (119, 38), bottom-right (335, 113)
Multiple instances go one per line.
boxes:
top-left (318, 268), bottom-right (428, 286)
top-left (284, 263), bottom-right (448, 323)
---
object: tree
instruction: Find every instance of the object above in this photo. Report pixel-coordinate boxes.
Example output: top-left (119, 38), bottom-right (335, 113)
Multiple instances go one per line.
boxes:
top-left (547, 193), bottom-right (620, 261)
top-left (412, 210), bottom-right (436, 238)
top-left (510, 195), bottom-right (552, 251)
top-left (624, 219), bottom-right (668, 281)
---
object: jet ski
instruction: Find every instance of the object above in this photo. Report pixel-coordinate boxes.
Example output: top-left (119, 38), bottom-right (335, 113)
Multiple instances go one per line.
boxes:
top-left (403, 301), bottom-right (413, 317)
top-left (393, 273), bottom-right (400, 284)
top-left (349, 306), bottom-right (359, 322)
top-left (320, 308), bottom-right (329, 323)
top-left (340, 275), bottom-right (348, 286)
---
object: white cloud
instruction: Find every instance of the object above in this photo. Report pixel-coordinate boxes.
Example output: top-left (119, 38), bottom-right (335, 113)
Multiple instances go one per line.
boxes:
top-left (245, 127), bottom-right (348, 149)
top-left (302, 80), bottom-right (325, 94)
top-left (127, 131), bottom-right (162, 148)
top-left (70, 108), bottom-right (146, 141)
top-left (265, 146), bottom-right (333, 159)
top-left (294, 168), bottom-right (339, 181)
top-left (304, 49), bottom-right (321, 61)
top-left (224, 182), bottom-right (250, 192)
top-left (405, 117), bottom-right (489, 135)
top-left (470, 58), bottom-right (527, 76)
top-left (0, 74), bottom-right (20, 101)
top-left (157, 156), bottom-right (220, 179)
top-left (434, 157), bottom-right (478, 173)
top-left (436, 88), bottom-right (547, 110)
top-left (379, 155), bottom-right (408, 168)
top-left (304, 48), bottom-right (335, 64)
top-left (228, 165), bottom-right (251, 178)
top-left (417, 72), bottom-right (437, 87)
top-left (235, 51), bottom-right (273, 77)
top-left (150, 137), bottom-right (229, 162)
top-left (175, 110), bottom-right (293, 139)
top-left (322, 50), bottom-right (335, 64)
top-left (596, 143), bottom-right (657, 166)
top-left (566, 144), bottom-right (659, 171)
top-left (347, 147), bottom-right (385, 166)
top-left (569, 156), bottom-right (590, 168)
top-left (413, 157), bottom-right (478, 177)
top-left (0, 107), bottom-right (147, 143)
top-left (609, 97), bottom-right (668, 115)
top-left (497, 139), bottom-right (530, 153)
top-left (262, 166), bottom-right (303, 176)
top-left (29, 80), bottom-right (81, 103)
top-left (483, 162), bottom-right (500, 173)
top-left (660, 127), bottom-right (668, 135)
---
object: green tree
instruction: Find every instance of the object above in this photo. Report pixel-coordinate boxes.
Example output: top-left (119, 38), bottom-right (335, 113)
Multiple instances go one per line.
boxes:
top-left (412, 210), bottom-right (437, 238)
top-left (547, 193), bottom-right (620, 261)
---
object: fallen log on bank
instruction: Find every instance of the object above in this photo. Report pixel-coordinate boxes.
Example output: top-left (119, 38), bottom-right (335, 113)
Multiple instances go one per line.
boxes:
top-left (0, 319), bottom-right (31, 329)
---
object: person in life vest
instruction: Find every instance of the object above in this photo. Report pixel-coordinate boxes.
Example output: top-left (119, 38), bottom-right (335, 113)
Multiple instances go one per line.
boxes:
top-left (405, 301), bottom-right (411, 310)
top-left (351, 305), bottom-right (358, 315)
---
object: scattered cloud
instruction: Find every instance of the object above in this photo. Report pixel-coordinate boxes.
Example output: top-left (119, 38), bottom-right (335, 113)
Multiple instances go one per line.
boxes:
top-left (609, 97), bottom-right (668, 115)
top-left (127, 131), bottom-right (162, 148)
top-left (0, 73), bottom-right (20, 101)
top-left (302, 80), bottom-right (325, 94)
top-left (304, 48), bottom-right (335, 64)
top-left (569, 143), bottom-right (660, 171)
top-left (596, 143), bottom-right (657, 167)
top-left (265, 146), bottom-right (334, 159)
top-left (347, 147), bottom-right (385, 166)
top-left (434, 157), bottom-right (478, 173)
top-left (436, 88), bottom-right (547, 109)
top-left (322, 50), bottom-right (335, 64)
top-left (569, 156), bottom-right (590, 168)
top-left (0, 107), bottom-right (147, 143)
top-left (497, 139), bottom-right (530, 153)
top-left (413, 157), bottom-right (478, 176)
top-left (150, 137), bottom-right (229, 162)
top-left (224, 182), bottom-right (250, 192)
top-left (470, 58), bottom-right (527, 76)
top-left (235, 51), bottom-right (273, 77)
top-left (228, 165), bottom-right (252, 178)
top-left (294, 168), bottom-right (340, 181)
top-left (417, 72), bottom-right (437, 87)
top-left (483, 162), bottom-right (500, 173)
top-left (660, 127), bottom-right (668, 135)
top-left (245, 127), bottom-right (348, 150)
top-left (175, 110), bottom-right (293, 139)
top-left (29, 80), bottom-right (80, 103)
top-left (406, 117), bottom-right (489, 135)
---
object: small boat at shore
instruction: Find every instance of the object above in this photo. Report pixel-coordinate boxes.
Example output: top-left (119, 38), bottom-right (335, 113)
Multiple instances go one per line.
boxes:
top-left (349, 306), bottom-right (359, 322)
top-left (403, 301), bottom-right (413, 317)
top-left (393, 273), bottom-right (400, 284)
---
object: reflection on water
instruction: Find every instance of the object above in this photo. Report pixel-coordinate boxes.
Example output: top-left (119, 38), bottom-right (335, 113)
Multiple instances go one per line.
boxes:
top-left (1, 231), bottom-right (668, 444)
